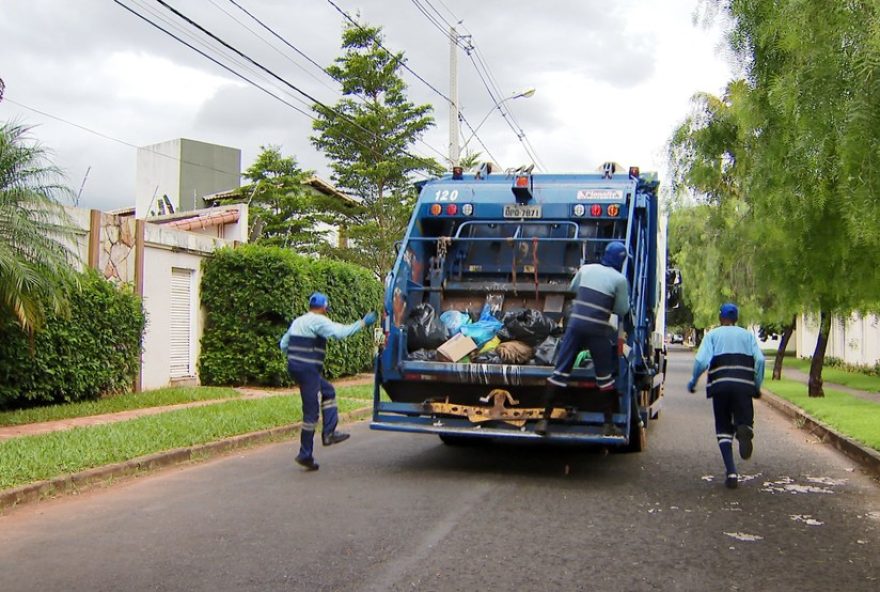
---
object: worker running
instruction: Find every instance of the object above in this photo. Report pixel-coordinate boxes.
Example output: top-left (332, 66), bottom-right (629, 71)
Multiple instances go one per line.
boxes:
top-left (280, 292), bottom-right (377, 471)
top-left (688, 303), bottom-right (765, 489)
top-left (537, 241), bottom-right (630, 437)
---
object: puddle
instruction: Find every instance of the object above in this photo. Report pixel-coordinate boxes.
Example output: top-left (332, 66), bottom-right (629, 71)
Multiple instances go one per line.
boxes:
top-left (790, 514), bottom-right (824, 526)
top-left (725, 532), bottom-right (763, 542)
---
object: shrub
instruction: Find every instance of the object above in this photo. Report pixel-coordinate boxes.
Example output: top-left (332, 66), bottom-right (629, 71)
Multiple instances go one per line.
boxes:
top-left (0, 271), bottom-right (146, 408)
top-left (199, 245), bottom-right (382, 386)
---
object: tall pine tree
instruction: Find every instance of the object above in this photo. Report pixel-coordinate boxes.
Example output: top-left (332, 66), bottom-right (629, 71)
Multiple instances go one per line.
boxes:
top-left (311, 22), bottom-right (443, 277)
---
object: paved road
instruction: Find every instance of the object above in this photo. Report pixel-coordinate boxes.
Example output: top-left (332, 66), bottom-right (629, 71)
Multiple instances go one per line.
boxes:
top-left (1, 348), bottom-right (878, 591)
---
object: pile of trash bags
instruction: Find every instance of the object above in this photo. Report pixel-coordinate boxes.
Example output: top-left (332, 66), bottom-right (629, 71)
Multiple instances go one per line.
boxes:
top-left (406, 302), bottom-right (564, 365)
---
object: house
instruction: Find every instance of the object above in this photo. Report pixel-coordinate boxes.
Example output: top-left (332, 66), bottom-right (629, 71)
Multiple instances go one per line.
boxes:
top-left (796, 313), bottom-right (880, 366)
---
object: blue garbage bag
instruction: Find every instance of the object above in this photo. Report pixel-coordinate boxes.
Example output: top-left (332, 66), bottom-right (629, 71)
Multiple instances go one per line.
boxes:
top-left (460, 304), bottom-right (503, 348)
top-left (440, 310), bottom-right (471, 337)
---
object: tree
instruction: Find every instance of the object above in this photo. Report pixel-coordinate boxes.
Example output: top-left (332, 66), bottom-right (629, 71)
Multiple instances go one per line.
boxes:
top-left (222, 146), bottom-right (323, 251)
top-left (311, 22), bottom-right (443, 276)
top-left (0, 122), bottom-right (78, 333)
top-left (668, 82), bottom-right (799, 378)
top-left (710, 0), bottom-right (880, 395)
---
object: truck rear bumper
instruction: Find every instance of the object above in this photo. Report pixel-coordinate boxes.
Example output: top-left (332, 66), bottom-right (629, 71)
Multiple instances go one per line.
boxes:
top-left (371, 402), bottom-right (629, 445)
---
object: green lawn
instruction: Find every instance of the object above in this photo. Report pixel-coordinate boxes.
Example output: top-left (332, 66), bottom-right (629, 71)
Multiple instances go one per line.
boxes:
top-left (762, 378), bottom-right (880, 451)
top-left (0, 387), bottom-right (242, 427)
top-left (779, 358), bottom-right (880, 392)
top-left (0, 394), bottom-right (368, 490)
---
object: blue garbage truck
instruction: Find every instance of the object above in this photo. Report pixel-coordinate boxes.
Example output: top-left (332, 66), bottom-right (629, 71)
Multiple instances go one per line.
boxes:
top-left (371, 165), bottom-right (666, 451)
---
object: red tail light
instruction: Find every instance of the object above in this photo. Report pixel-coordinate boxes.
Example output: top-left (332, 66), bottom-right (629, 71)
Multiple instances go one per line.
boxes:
top-left (446, 204), bottom-right (458, 215)
top-left (590, 204), bottom-right (602, 216)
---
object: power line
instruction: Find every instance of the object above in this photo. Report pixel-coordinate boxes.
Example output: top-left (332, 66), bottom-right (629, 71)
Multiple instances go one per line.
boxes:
top-left (3, 97), bottom-right (243, 177)
top-left (219, 0), bottom-right (450, 165)
top-left (152, 0), bottom-right (449, 164)
top-left (325, 0), bottom-right (499, 165)
top-left (210, 0), bottom-right (339, 95)
top-left (403, 0), bottom-right (547, 170)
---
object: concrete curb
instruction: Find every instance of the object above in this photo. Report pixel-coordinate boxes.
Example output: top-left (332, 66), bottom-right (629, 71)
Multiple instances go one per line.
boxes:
top-left (759, 389), bottom-right (880, 480)
top-left (0, 406), bottom-right (372, 512)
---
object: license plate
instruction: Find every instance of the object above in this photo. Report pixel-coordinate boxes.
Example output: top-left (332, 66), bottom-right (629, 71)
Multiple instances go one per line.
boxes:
top-left (503, 204), bottom-right (542, 218)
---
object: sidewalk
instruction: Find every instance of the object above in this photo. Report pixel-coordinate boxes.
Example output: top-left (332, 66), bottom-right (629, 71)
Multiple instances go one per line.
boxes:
top-left (0, 374), bottom-right (374, 441)
top-left (780, 368), bottom-right (880, 404)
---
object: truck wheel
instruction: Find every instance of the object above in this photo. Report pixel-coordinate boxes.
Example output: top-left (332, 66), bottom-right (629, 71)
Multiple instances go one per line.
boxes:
top-left (623, 418), bottom-right (647, 453)
top-left (439, 434), bottom-right (485, 447)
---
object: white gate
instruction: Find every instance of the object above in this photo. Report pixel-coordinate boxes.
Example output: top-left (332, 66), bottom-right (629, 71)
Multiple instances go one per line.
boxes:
top-left (170, 267), bottom-right (194, 378)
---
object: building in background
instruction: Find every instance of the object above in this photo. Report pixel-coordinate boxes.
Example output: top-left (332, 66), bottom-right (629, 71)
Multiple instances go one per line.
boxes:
top-left (796, 313), bottom-right (880, 366)
top-left (135, 138), bottom-right (241, 219)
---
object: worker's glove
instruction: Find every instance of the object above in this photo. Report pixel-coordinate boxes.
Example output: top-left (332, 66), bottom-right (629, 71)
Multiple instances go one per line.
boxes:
top-left (687, 380), bottom-right (697, 394)
top-left (362, 311), bottom-right (378, 327)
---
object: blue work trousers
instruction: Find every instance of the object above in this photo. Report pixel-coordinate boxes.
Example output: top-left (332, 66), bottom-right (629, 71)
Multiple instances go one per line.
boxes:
top-left (288, 362), bottom-right (338, 460)
top-left (544, 322), bottom-right (617, 419)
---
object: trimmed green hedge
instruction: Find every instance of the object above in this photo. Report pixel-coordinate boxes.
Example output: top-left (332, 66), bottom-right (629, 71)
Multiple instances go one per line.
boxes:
top-left (199, 245), bottom-right (382, 385)
top-left (0, 271), bottom-right (146, 408)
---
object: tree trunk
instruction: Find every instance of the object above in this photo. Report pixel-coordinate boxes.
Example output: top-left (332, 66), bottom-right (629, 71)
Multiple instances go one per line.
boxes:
top-left (772, 314), bottom-right (797, 380)
top-left (694, 328), bottom-right (704, 347)
top-left (808, 310), bottom-right (831, 397)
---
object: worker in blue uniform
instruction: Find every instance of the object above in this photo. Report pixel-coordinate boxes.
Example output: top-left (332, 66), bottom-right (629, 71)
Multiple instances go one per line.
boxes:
top-left (280, 292), bottom-right (377, 471)
top-left (688, 303), bottom-right (765, 489)
top-left (537, 241), bottom-right (630, 437)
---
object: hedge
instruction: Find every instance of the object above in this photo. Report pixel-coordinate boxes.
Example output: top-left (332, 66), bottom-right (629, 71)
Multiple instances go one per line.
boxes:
top-left (198, 245), bottom-right (382, 386)
top-left (0, 271), bottom-right (146, 408)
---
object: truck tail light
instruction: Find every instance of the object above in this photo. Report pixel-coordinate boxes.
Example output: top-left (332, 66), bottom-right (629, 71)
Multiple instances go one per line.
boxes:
top-left (446, 204), bottom-right (458, 215)
top-left (590, 204), bottom-right (602, 216)
top-left (573, 204), bottom-right (585, 217)
top-left (462, 203), bottom-right (474, 216)
top-left (430, 204), bottom-right (442, 215)
top-left (607, 204), bottom-right (620, 216)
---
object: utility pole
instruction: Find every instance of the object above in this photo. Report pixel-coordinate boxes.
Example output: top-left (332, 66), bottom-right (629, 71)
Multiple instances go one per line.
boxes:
top-left (448, 26), bottom-right (459, 169)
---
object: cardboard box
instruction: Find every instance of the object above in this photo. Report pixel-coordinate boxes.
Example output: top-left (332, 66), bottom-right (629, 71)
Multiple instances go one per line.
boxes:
top-left (437, 334), bottom-right (478, 362)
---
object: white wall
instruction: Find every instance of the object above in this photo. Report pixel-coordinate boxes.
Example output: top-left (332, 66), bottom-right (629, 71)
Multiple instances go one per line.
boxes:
top-left (136, 140), bottom-right (181, 219)
top-left (796, 312), bottom-right (880, 366)
top-left (140, 223), bottom-right (235, 390)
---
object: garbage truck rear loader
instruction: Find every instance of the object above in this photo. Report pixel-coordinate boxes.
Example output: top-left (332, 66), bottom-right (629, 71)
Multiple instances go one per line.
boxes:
top-left (372, 167), bottom-right (666, 450)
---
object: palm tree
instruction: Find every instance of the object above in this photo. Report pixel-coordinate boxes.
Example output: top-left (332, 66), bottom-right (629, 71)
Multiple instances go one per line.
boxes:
top-left (0, 121), bottom-right (79, 332)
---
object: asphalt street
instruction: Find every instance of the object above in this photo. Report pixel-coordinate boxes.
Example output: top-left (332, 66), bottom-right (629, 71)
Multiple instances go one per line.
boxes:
top-left (1, 347), bottom-right (878, 591)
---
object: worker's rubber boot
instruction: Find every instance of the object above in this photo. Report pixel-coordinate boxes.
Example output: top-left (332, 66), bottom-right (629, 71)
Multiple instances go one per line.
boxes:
top-left (736, 425), bottom-right (754, 460)
top-left (295, 455), bottom-right (320, 471)
top-left (725, 473), bottom-right (739, 489)
top-left (322, 431), bottom-right (351, 446)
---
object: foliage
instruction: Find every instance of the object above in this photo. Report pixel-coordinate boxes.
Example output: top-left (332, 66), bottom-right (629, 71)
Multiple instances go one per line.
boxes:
top-left (0, 121), bottom-right (79, 333)
top-left (311, 22), bottom-right (443, 277)
top-left (0, 390), bottom-right (368, 490)
top-left (199, 245), bottom-right (382, 386)
top-left (0, 270), bottom-right (145, 408)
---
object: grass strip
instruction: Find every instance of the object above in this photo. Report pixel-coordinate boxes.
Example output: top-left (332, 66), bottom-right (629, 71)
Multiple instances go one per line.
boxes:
top-left (781, 358), bottom-right (880, 393)
top-left (763, 377), bottom-right (880, 451)
top-left (0, 387), bottom-right (242, 427)
top-left (0, 395), bottom-right (366, 490)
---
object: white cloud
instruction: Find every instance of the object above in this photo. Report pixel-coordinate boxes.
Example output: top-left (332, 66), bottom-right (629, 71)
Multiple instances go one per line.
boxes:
top-left (0, 0), bottom-right (734, 211)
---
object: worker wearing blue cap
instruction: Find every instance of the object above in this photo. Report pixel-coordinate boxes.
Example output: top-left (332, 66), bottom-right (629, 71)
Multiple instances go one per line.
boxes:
top-left (280, 292), bottom-right (377, 471)
top-left (537, 240), bottom-right (630, 437)
top-left (688, 303), bottom-right (765, 489)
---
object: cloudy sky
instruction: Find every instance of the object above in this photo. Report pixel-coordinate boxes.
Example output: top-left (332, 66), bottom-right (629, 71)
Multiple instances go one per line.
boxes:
top-left (1, 0), bottom-right (735, 212)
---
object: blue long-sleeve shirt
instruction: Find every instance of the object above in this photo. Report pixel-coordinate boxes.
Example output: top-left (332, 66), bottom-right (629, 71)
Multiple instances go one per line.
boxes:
top-left (569, 263), bottom-right (630, 316)
top-left (279, 312), bottom-right (364, 352)
top-left (691, 325), bottom-right (765, 389)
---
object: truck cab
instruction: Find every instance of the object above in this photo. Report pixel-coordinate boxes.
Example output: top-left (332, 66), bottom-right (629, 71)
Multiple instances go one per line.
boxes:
top-left (372, 166), bottom-right (666, 450)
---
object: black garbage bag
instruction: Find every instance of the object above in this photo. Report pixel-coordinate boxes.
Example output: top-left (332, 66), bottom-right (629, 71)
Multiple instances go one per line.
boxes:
top-left (408, 349), bottom-right (438, 361)
top-left (497, 309), bottom-right (558, 346)
top-left (472, 351), bottom-right (503, 364)
top-left (533, 336), bottom-right (560, 365)
top-left (405, 303), bottom-right (447, 352)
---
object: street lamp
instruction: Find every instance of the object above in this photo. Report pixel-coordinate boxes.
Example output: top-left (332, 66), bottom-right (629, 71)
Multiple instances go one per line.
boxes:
top-left (461, 88), bottom-right (535, 152)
